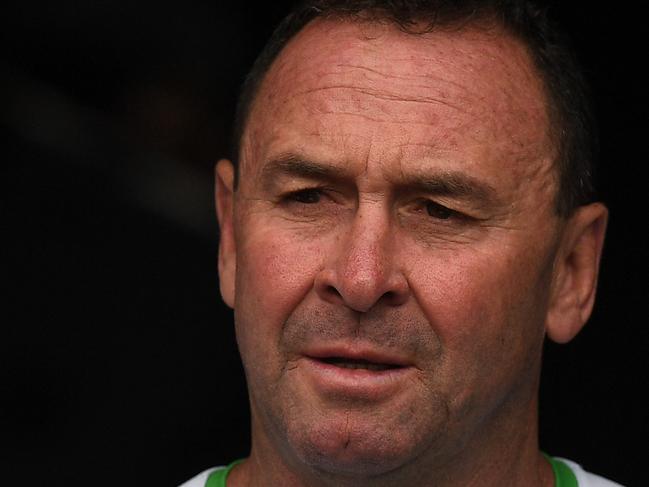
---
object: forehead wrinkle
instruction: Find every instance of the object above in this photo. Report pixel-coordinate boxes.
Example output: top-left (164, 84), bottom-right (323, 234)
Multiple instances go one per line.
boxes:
top-left (330, 61), bottom-right (486, 98)
top-left (265, 18), bottom-right (547, 109)
top-left (301, 25), bottom-right (544, 105)
top-left (287, 65), bottom-right (545, 150)
top-left (256, 21), bottom-right (548, 134)
top-left (297, 84), bottom-right (473, 117)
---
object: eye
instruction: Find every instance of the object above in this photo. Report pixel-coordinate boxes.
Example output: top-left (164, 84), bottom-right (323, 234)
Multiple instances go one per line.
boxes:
top-left (286, 188), bottom-right (323, 204)
top-left (425, 200), bottom-right (454, 220)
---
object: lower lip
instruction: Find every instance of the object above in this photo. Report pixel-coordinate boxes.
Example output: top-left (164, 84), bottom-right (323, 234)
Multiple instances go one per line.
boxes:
top-left (301, 357), bottom-right (414, 401)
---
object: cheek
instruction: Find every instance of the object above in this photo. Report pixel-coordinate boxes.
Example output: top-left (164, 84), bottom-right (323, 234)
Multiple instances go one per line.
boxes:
top-left (234, 227), bottom-right (327, 357)
top-left (411, 243), bottom-right (550, 368)
top-left (407, 245), bottom-right (550, 424)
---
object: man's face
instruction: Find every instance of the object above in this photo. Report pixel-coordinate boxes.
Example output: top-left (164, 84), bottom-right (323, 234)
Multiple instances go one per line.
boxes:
top-left (220, 20), bottom-right (563, 475)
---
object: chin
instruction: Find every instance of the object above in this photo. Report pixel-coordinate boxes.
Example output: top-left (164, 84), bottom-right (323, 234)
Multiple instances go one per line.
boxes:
top-left (286, 413), bottom-right (424, 477)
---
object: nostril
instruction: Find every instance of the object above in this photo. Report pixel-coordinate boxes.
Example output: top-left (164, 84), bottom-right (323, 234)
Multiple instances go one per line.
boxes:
top-left (381, 289), bottom-right (409, 307)
top-left (325, 285), bottom-right (342, 299)
top-left (315, 271), bottom-right (348, 306)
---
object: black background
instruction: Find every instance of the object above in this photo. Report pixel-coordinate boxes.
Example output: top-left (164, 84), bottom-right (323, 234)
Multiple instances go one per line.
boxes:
top-left (1, 1), bottom-right (647, 485)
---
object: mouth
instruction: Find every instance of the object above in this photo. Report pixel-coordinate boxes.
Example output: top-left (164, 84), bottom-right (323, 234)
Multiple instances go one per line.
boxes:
top-left (317, 356), bottom-right (405, 372)
top-left (300, 351), bottom-right (414, 400)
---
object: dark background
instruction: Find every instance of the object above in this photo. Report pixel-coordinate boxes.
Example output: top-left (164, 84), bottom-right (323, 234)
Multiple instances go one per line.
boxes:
top-left (1, 1), bottom-right (646, 485)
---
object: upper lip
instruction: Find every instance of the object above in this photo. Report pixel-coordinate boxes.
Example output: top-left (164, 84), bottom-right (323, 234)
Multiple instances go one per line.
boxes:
top-left (303, 345), bottom-right (412, 367)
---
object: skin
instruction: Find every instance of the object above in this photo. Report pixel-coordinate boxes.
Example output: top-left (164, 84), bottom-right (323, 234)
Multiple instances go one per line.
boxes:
top-left (215, 18), bottom-right (608, 487)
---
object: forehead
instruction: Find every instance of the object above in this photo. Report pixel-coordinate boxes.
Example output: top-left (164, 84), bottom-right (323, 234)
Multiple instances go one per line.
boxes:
top-left (241, 18), bottom-right (554, 190)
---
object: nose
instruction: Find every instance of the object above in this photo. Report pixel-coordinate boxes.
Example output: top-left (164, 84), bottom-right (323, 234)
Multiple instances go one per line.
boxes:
top-left (314, 208), bottom-right (410, 312)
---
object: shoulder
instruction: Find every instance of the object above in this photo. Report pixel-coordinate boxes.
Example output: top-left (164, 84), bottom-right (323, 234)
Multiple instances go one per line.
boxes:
top-left (558, 458), bottom-right (625, 487)
top-left (177, 466), bottom-right (225, 487)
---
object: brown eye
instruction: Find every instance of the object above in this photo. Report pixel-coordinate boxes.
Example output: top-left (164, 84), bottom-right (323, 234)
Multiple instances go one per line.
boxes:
top-left (289, 189), bottom-right (322, 204)
top-left (425, 201), bottom-right (453, 220)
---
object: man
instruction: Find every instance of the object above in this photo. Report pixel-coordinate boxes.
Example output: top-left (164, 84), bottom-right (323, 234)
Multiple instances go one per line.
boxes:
top-left (183, 1), bottom-right (618, 485)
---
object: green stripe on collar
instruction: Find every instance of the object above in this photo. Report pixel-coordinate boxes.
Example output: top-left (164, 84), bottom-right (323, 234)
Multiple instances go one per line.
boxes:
top-left (545, 454), bottom-right (579, 487)
top-left (205, 460), bottom-right (243, 487)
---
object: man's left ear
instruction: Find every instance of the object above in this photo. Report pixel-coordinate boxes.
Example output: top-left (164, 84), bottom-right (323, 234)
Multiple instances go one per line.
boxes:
top-left (546, 202), bottom-right (608, 344)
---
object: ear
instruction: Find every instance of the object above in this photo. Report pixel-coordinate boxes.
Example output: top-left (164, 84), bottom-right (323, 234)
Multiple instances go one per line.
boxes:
top-left (546, 202), bottom-right (608, 343)
top-left (215, 158), bottom-right (236, 309)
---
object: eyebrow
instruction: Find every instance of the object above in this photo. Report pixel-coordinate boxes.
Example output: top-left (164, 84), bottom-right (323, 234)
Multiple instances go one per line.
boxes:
top-left (260, 153), bottom-right (499, 206)
top-left (260, 154), bottom-right (349, 190)
top-left (399, 171), bottom-right (499, 206)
